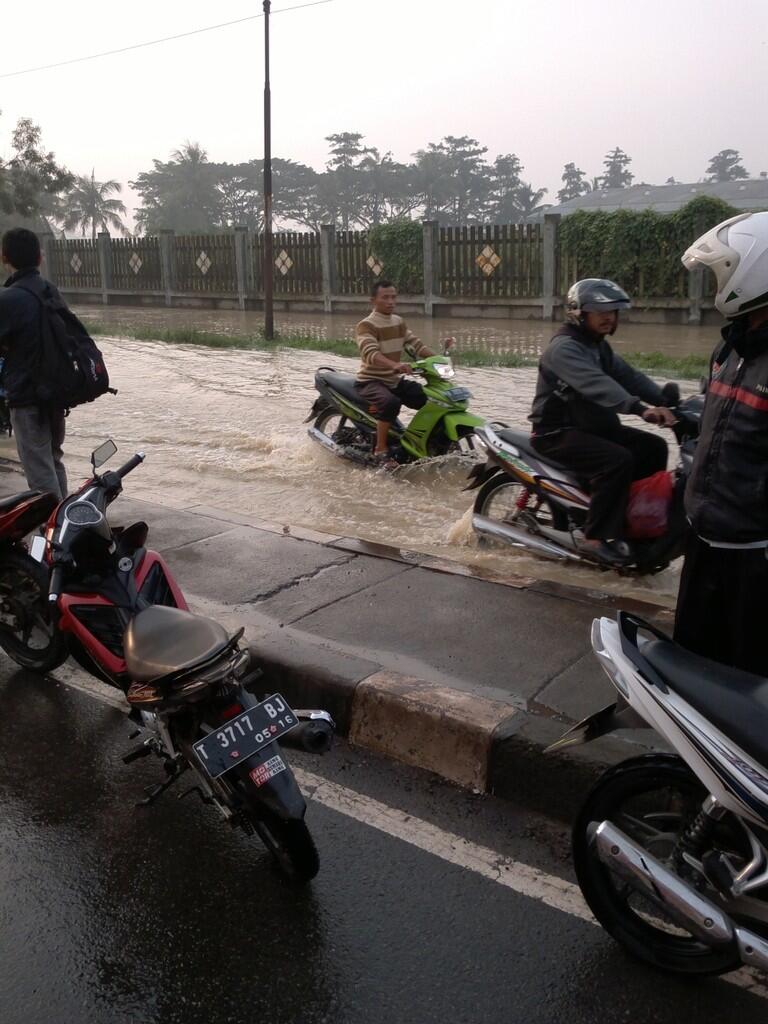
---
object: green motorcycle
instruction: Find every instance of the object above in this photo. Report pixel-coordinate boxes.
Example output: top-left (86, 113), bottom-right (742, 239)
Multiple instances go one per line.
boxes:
top-left (306, 353), bottom-right (485, 466)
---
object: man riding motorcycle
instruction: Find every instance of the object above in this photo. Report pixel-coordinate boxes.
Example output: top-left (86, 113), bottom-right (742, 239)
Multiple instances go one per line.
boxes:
top-left (529, 279), bottom-right (676, 566)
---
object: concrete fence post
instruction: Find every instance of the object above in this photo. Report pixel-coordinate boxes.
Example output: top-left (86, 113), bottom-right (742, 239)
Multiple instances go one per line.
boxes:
top-left (320, 224), bottom-right (336, 313)
top-left (159, 230), bottom-right (175, 307)
top-left (40, 232), bottom-right (56, 285)
top-left (97, 232), bottom-right (112, 305)
top-left (422, 220), bottom-right (439, 317)
top-left (234, 227), bottom-right (248, 311)
top-left (542, 213), bottom-right (561, 321)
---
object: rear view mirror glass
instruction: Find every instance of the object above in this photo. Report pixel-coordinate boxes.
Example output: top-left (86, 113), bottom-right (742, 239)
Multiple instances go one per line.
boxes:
top-left (92, 439), bottom-right (117, 469)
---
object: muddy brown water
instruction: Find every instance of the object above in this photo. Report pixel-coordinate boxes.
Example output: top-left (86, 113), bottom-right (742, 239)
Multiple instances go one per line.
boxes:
top-left (27, 308), bottom-right (716, 608)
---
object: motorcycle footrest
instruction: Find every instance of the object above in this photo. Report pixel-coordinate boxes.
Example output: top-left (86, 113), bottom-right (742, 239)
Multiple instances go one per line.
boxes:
top-left (122, 740), bottom-right (153, 765)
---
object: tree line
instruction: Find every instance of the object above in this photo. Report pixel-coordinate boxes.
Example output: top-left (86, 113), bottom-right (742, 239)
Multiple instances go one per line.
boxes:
top-left (0, 112), bottom-right (755, 238)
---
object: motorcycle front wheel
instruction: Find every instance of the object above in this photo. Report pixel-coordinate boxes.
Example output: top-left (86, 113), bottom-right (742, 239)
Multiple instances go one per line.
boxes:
top-left (0, 548), bottom-right (68, 672)
top-left (473, 476), bottom-right (555, 531)
top-left (573, 754), bottom-right (741, 975)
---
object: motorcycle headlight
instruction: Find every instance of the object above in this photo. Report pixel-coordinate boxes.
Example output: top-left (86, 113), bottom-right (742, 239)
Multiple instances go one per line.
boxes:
top-left (434, 361), bottom-right (455, 379)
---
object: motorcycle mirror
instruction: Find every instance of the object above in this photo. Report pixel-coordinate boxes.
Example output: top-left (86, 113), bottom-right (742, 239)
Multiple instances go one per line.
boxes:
top-left (91, 439), bottom-right (118, 470)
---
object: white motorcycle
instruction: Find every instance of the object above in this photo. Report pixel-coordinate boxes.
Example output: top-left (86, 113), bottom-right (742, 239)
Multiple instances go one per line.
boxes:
top-left (553, 612), bottom-right (768, 976)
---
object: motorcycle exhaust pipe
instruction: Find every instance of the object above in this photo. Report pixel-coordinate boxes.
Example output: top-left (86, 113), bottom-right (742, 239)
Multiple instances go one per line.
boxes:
top-left (472, 514), bottom-right (584, 562)
top-left (307, 426), bottom-right (339, 453)
top-left (590, 820), bottom-right (735, 946)
top-left (280, 710), bottom-right (335, 754)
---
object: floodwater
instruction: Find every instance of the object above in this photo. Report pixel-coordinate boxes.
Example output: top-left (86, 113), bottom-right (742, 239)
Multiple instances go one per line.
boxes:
top-left (47, 308), bottom-right (716, 607)
top-left (80, 305), bottom-right (719, 360)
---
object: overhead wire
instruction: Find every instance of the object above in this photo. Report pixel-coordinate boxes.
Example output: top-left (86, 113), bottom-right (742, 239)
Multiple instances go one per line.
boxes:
top-left (0, 0), bottom-right (335, 80)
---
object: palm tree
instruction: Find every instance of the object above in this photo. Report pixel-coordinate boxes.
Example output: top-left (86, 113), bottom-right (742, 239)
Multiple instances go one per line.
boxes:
top-left (515, 182), bottom-right (548, 222)
top-left (61, 171), bottom-right (128, 240)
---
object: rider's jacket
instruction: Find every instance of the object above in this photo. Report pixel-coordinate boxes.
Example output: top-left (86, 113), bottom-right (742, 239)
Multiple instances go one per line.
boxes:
top-left (686, 318), bottom-right (768, 545)
top-left (529, 323), bottom-right (663, 436)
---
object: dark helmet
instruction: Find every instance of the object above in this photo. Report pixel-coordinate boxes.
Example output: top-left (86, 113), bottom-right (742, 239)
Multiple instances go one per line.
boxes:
top-left (565, 278), bottom-right (631, 331)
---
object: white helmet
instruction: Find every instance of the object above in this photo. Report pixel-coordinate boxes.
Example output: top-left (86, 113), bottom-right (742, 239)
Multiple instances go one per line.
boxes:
top-left (682, 211), bottom-right (768, 319)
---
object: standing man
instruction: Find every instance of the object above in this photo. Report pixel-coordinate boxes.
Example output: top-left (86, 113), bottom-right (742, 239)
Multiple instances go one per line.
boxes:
top-left (355, 280), bottom-right (434, 466)
top-left (0, 228), bottom-right (68, 500)
top-left (676, 212), bottom-right (768, 675)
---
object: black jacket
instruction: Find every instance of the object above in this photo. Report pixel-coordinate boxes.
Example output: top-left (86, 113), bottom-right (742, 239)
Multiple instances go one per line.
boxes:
top-left (686, 318), bottom-right (768, 545)
top-left (0, 268), bottom-right (60, 407)
top-left (529, 323), bottom-right (664, 435)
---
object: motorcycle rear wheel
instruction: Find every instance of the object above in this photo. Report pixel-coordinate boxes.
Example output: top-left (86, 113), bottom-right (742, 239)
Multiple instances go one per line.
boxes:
top-left (315, 408), bottom-right (368, 449)
top-left (0, 548), bottom-right (68, 673)
top-left (252, 809), bottom-right (320, 883)
top-left (573, 754), bottom-right (741, 975)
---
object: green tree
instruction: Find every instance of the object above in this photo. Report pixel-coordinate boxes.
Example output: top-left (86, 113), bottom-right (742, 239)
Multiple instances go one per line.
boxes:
top-left (61, 171), bottom-right (128, 239)
top-left (413, 136), bottom-right (490, 223)
top-left (131, 142), bottom-right (220, 233)
top-left (601, 147), bottom-right (633, 189)
top-left (486, 153), bottom-right (523, 222)
top-left (0, 115), bottom-right (72, 226)
top-left (706, 148), bottom-right (749, 182)
top-left (558, 162), bottom-right (591, 202)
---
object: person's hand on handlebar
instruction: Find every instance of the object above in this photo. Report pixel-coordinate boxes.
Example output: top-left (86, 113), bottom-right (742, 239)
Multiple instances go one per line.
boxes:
top-left (642, 406), bottom-right (678, 427)
top-left (394, 362), bottom-right (413, 374)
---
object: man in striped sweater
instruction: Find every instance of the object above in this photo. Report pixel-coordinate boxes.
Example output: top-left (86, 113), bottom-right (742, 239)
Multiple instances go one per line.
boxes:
top-left (355, 280), bottom-right (434, 463)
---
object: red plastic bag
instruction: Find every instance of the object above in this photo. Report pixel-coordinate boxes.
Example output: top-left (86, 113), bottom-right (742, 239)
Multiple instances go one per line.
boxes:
top-left (625, 471), bottom-right (674, 539)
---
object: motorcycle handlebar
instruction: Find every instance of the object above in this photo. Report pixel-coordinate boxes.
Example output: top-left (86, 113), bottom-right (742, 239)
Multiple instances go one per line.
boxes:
top-left (48, 564), bottom-right (65, 605)
top-left (114, 452), bottom-right (145, 480)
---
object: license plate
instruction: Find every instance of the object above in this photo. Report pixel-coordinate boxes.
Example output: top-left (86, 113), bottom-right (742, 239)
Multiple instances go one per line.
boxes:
top-left (193, 694), bottom-right (298, 779)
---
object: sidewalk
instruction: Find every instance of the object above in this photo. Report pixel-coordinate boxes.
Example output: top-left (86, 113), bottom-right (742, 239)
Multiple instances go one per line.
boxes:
top-left (0, 454), bottom-right (671, 819)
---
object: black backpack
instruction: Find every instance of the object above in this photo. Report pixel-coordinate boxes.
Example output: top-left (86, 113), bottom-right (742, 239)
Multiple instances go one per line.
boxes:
top-left (13, 279), bottom-right (115, 409)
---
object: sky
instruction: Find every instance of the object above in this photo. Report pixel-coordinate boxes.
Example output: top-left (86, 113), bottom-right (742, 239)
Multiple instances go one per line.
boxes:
top-left (1, 0), bottom-right (767, 229)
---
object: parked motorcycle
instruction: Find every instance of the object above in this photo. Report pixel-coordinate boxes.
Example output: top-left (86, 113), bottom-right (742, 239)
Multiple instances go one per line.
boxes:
top-left (306, 348), bottom-right (485, 466)
top-left (464, 385), bottom-right (703, 574)
top-left (551, 612), bottom-right (768, 977)
top-left (0, 441), bottom-right (334, 883)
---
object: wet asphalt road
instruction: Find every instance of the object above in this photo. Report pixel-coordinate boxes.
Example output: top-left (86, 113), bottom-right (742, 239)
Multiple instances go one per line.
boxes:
top-left (1, 661), bottom-right (766, 1024)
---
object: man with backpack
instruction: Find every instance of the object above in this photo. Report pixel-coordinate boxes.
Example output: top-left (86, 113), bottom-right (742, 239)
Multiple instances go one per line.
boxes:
top-left (0, 227), bottom-right (111, 500)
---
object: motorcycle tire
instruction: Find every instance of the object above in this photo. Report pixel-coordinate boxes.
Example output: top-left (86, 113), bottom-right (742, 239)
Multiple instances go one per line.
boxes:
top-left (572, 753), bottom-right (741, 976)
top-left (0, 548), bottom-right (68, 673)
top-left (252, 808), bottom-right (320, 884)
top-left (473, 475), bottom-right (555, 530)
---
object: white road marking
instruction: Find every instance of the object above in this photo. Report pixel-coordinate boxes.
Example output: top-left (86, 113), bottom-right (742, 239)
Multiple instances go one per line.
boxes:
top-left (43, 667), bottom-right (768, 1000)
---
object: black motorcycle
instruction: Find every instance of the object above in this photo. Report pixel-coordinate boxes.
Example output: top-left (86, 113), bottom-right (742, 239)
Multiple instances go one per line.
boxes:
top-left (465, 386), bottom-right (703, 575)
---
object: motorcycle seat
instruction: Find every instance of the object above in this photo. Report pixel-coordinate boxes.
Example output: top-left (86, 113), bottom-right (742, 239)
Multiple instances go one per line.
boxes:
top-left (316, 370), bottom-right (364, 407)
top-left (643, 639), bottom-right (768, 767)
top-left (124, 605), bottom-right (232, 684)
top-left (0, 489), bottom-right (43, 514)
top-left (495, 429), bottom-right (581, 481)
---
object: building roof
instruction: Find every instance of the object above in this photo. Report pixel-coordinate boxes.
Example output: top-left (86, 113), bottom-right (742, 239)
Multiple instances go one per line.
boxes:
top-left (545, 178), bottom-right (768, 216)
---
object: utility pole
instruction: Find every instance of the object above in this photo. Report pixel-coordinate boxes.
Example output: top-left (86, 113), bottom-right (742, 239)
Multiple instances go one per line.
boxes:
top-left (263, 0), bottom-right (274, 339)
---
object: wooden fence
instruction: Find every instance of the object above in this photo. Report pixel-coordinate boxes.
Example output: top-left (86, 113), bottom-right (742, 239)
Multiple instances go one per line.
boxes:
top-left (111, 236), bottom-right (162, 291)
top-left (439, 224), bottom-right (544, 299)
top-left (42, 218), bottom-right (711, 321)
top-left (50, 238), bottom-right (101, 290)
top-left (174, 234), bottom-right (238, 293)
top-left (251, 231), bottom-right (323, 295)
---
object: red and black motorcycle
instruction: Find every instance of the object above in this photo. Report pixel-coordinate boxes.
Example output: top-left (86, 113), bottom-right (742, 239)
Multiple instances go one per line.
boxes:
top-left (0, 440), bottom-right (334, 883)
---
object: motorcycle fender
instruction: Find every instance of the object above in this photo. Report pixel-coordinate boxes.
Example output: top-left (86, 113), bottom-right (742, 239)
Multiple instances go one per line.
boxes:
top-left (464, 460), bottom-right (500, 491)
top-left (236, 740), bottom-right (307, 821)
top-left (442, 412), bottom-right (486, 442)
top-left (304, 395), bottom-right (331, 424)
top-left (544, 697), bottom-right (648, 753)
